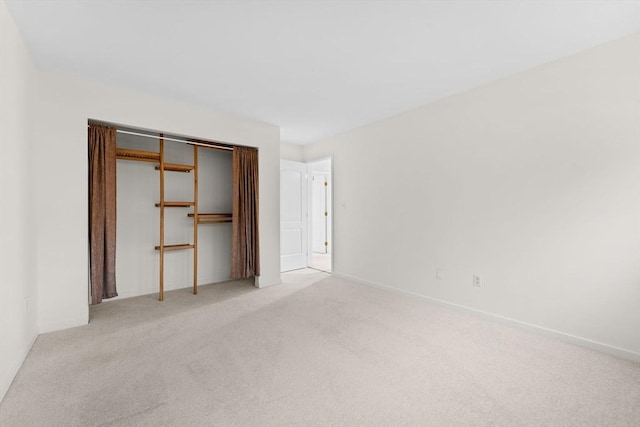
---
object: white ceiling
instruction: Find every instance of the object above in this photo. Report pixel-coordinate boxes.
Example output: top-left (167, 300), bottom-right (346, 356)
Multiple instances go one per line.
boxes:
top-left (6, 1), bottom-right (639, 145)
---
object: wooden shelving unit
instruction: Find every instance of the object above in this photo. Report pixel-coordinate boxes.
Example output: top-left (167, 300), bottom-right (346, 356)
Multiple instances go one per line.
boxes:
top-left (116, 137), bottom-right (231, 301)
top-left (155, 137), bottom-right (198, 301)
top-left (155, 201), bottom-right (195, 208)
top-left (154, 244), bottom-right (195, 251)
top-left (188, 213), bottom-right (232, 224)
top-left (116, 148), bottom-right (160, 163)
top-left (188, 146), bottom-right (233, 294)
top-left (192, 146), bottom-right (198, 295)
top-left (155, 163), bottom-right (194, 173)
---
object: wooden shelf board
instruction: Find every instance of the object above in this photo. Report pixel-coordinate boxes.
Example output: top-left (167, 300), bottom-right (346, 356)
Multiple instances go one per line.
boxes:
top-left (154, 244), bottom-right (195, 251)
top-left (155, 201), bottom-right (195, 207)
top-left (155, 163), bottom-right (194, 172)
top-left (188, 213), bottom-right (232, 218)
top-left (198, 219), bottom-right (232, 224)
top-left (116, 148), bottom-right (160, 163)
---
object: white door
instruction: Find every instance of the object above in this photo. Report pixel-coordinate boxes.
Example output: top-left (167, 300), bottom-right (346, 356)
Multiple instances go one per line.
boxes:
top-left (280, 160), bottom-right (308, 272)
top-left (311, 174), bottom-right (328, 254)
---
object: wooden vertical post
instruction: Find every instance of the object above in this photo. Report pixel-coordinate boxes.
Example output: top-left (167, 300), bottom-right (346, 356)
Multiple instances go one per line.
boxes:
top-left (159, 136), bottom-right (165, 301)
top-left (193, 145), bottom-right (199, 295)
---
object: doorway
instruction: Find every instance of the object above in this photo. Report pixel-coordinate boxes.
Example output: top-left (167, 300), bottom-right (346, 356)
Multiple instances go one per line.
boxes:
top-left (280, 157), bottom-right (332, 273)
top-left (307, 158), bottom-right (332, 272)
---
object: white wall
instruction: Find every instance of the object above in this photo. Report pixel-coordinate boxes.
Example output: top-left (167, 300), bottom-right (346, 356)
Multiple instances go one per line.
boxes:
top-left (304, 34), bottom-right (640, 360)
top-left (32, 70), bottom-right (281, 333)
top-left (280, 142), bottom-right (304, 161)
top-left (114, 134), bottom-right (233, 300)
top-left (0, 0), bottom-right (38, 401)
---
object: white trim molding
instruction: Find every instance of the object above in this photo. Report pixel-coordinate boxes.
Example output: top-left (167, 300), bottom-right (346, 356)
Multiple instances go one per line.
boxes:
top-left (333, 272), bottom-right (640, 363)
top-left (0, 332), bottom-right (38, 402)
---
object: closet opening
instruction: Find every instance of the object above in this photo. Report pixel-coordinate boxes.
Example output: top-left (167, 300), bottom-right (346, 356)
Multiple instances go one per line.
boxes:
top-left (88, 121), bottom-right (260, 307)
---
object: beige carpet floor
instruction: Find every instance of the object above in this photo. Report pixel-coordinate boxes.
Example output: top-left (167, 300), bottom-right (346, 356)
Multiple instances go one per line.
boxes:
top-left (1, 269), bottom-right (639, 426)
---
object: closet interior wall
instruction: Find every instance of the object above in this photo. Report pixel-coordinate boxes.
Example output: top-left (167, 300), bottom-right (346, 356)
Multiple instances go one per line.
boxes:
top-left (114, 133), bottom-right (233, 300)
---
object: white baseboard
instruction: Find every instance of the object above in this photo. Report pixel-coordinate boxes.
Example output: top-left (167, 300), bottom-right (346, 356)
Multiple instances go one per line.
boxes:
top-left (197, 276), bottom-right (233, 287)
top-left (256, 278), bottom-right (282, 289)
top-left (0, 332), bottom-right (38, 403)
top-left (38, 315), bottom-right (88, 334)
top-left (333, 272), bottom-right (640, 363)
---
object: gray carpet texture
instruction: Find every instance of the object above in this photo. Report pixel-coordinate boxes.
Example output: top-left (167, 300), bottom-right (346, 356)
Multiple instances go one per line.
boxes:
top-left (1, 269), bottom-right (639, 426)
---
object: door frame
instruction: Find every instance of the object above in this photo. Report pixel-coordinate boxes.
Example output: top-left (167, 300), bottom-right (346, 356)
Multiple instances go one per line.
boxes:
top-left (306, 156), bottom-right (333, 272)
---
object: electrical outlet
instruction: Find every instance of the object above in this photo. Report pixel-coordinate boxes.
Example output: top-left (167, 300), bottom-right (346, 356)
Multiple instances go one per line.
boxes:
top-left (473, 275), bottom-right (482, 287)
top-left (436, 269), bottom-right (444, 280)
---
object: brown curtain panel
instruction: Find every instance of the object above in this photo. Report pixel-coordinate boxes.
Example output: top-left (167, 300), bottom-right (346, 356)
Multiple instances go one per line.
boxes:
top-left (231, 146), bottom-right (260, 278)
top-left (88, 123), bottom-right (118, 304)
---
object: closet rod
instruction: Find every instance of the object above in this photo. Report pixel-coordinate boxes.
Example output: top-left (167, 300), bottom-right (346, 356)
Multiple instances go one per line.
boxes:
top-left (88, 125), bottom-right (233, 151)
top-left (116, 129), bottom-right (233, 151)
